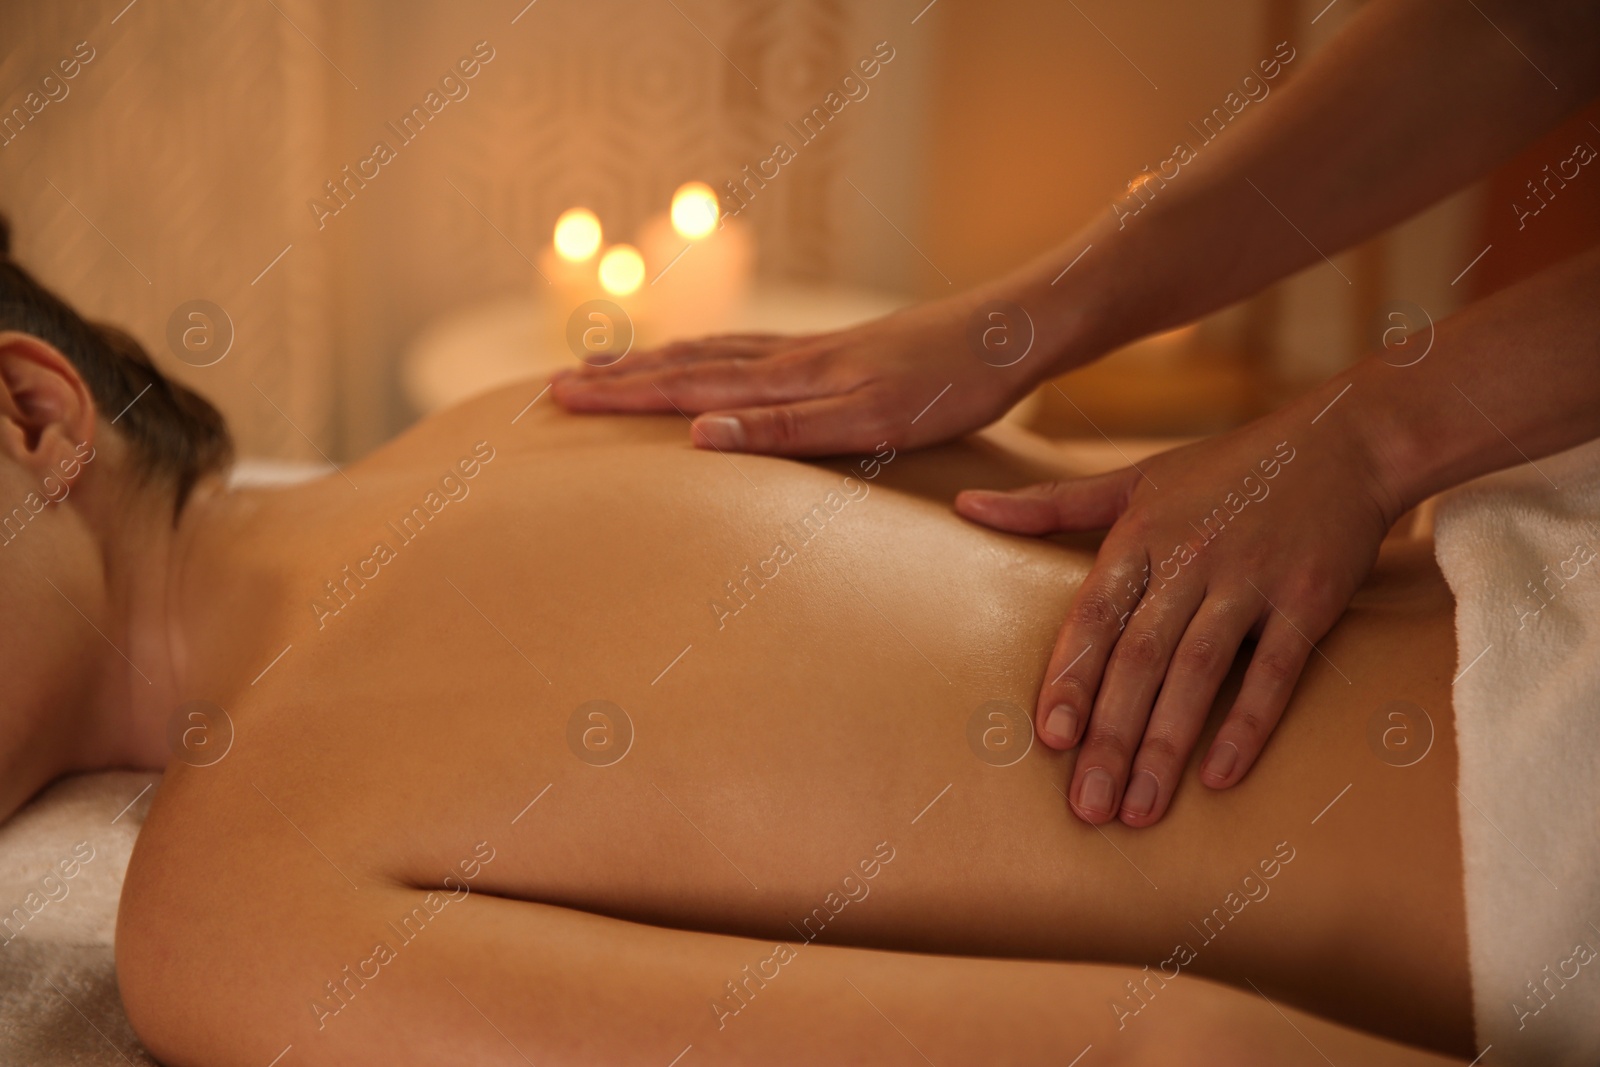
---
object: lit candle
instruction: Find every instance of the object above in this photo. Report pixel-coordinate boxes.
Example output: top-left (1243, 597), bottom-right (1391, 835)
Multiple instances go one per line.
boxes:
top-left (538, 188), bottom-right (754, 354)
top-left (670, 182), bottom-right (720, 240)
top-left (598, 244), bottom-right (645, 296)
top-left (553, 207), bottom-right (602, 261)
top-left (637, 202), bottom-right (753, 343)
top-left (541, 206), bottom-right (606, 306)
top-left (539, 207), bottom-right (612, 363)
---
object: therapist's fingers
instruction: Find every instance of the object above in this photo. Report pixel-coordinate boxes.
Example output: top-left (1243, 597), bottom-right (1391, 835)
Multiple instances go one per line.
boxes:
top-left (1200, 614), bottom-right (1315, 789)
top-left (1117, 598), bottom-right (1257, 826)
top-left (1031, 544), bottom-right (1150, 753)
top-left (690, 393), bottom-right (891, 456)
top-left (556, 332), bottom-right (805, 381)
top-left (954, 470), bottom-right (1135, 536)
top-left (553, 353), bottom-right (827, 414)
top-left (1067, 579), bottom-right (1206, 823)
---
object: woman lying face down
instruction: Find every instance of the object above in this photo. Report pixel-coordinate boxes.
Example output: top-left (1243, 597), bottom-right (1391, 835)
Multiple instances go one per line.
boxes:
top-left (0, 219), bottom-right (1472, 1065)
top-left (0, 215), bottom-right (233, 823)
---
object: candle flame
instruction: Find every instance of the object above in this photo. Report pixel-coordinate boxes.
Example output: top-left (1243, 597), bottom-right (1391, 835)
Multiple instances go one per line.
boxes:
top-left (554, 208), bottom-right (602, 261)
top-left (598, 244), bottom-right (645, 295)
top-left (670, 182), bottom-right (719, 240)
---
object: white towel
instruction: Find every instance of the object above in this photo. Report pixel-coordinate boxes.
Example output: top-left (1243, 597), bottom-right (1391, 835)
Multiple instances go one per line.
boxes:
top-left (1433, 436), bottom-right (1600, 1064)
top-left (0, 771), bottom-right (161, 1066)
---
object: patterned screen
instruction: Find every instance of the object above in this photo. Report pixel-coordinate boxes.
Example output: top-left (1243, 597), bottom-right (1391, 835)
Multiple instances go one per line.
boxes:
top-left (0, 0), bottom-right (917, 458)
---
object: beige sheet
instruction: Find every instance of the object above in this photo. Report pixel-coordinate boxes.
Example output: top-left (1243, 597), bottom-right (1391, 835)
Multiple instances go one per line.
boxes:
top-left (0, 771), bottom-right (161, 1066)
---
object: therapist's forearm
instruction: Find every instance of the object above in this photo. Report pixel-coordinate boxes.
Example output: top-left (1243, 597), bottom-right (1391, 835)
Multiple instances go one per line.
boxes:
top-left (1318, 244), bottom-right (1600, 515)
top-left (995, 0), bottom-right (1600, 372)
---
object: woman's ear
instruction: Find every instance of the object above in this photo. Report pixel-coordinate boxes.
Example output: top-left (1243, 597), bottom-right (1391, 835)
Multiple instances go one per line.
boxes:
top-left (0, 330), bottom-right (96, 489)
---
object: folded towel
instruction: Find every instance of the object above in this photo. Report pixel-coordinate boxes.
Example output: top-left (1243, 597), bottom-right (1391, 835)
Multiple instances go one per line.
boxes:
top-left (1433, 436), bottom-right (1600, 1064)
top-left (0, 771), bottom-right (160, 1066)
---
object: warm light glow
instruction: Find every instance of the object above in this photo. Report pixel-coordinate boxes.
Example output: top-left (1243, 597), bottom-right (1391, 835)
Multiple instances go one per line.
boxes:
top-left (670, 182), bottom-right (720, 240)
top-left (598, 244), bottom-right (645, 295)
top-left (553, 208), bottom-right (602, 261)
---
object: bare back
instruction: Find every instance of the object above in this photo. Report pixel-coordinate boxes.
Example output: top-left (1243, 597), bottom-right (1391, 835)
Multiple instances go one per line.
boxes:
top-left (120, 384), bottom-right (1472, 1058)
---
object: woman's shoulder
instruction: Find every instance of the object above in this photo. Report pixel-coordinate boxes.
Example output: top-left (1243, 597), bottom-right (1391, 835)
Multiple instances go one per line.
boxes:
top-left (371, 380), bottom-right (687, 466)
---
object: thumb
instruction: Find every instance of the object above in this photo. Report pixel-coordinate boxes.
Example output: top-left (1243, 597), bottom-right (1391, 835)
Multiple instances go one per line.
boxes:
top-left (954, 469), bottom-right (1137, 535)
top-left (689, 395), bottom-right (880, 457)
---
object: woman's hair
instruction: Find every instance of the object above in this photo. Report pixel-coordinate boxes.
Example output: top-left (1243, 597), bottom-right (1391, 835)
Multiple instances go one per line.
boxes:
top-left (0, 213), bottom-right (232, 513)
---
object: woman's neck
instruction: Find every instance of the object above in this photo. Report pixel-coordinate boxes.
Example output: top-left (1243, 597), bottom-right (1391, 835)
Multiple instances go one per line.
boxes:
top-left (73, 473), bottom-right (267, 774)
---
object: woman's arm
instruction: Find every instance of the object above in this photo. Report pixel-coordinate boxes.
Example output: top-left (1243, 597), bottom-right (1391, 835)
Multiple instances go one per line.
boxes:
top-left (1013, 0), bottom-right (1600, 366)
top-left (1356, 243), bottom-right (1600, 512)
top-left (121, 881), bottom-right (1470, 1067)
top-left (552, 0), bottom-right (1600, 452)
top-left (959, 241), bottom-right (1600, 828)
top-left (555, 0), bottom-right (1600, 831)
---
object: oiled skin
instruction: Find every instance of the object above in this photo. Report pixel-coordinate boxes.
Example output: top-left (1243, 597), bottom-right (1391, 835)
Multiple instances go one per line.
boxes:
top-left (117, 383), bottom-right (1471, 1060)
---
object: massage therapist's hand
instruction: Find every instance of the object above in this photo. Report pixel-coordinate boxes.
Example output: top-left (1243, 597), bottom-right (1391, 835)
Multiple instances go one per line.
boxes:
top-left (549, 292), bottom-right (1050, 455)
top-left (955, 397), bottom-right (1403, 828)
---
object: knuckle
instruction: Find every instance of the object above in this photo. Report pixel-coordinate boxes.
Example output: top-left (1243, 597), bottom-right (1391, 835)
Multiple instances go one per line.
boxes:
top-left (1227, 706), bottom-right (1275, 744)
top-left (1113, 512), bottom-right (1153, 541)
top-left (1250, 649), bottom-right (1301, 688)
top-left (1240, 549), bottom-right (1275, 581)
top-left (1297, 558), bottom-right (1344, 593)
top-left (1081, 724), bottom-right (1133, 763)
top-left (1173, 635), bottom-right (1227, 676)
top-left (1111, 629), bottom-right (1165, 671)
top-left (1134, 731), bottom-right (1184, 768)
top-left (655, 342), bottom-right (704, 367)
top-left (1282, 578), bottom-right (1327, 614)
top-left (1070, 590), bottom-right (1121, 630)
top-left (652, 371), bottom-right (691, 396)
top-left (773, 347), bottom-right (822, 377)
top-left (659, 363), bottom-right (701, 389)
top-left (806, 346), bottom-right (863, 388)
top-left (762, 405), bottom-right (803, 449)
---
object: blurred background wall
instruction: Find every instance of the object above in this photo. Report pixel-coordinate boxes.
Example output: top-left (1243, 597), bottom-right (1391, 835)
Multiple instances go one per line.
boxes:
top-left (1, 0), bottom-right (1596, 460)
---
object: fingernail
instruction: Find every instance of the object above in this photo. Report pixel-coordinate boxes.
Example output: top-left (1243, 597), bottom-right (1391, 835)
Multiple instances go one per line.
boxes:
top-left (1043, 705), bottom-right (1077, 745)
top-left (549, 367), bottom-right (575, 382)
top-left (1122, 771), bottom-right (1159, 817)
top-left (1203, 741), bottom-right (1239, 783)
top-left (1079, 768), bottom-right (1115, 817)
top-left (694, 415), bottom-right (745, 450)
